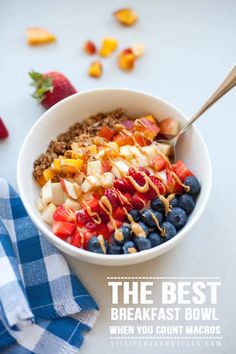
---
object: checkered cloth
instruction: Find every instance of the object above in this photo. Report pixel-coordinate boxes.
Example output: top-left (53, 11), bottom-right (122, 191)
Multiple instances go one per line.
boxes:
top-left (0, 178), bottom-right (99, 353)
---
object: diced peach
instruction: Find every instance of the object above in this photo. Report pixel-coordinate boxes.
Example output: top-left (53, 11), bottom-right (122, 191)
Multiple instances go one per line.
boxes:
top-left (52, 159), bottom-right (61, 171)
top-left (131, 43), bottom-right (144, 58)
top-left (133, 132), bottom-right (150, 147)
top-left (99, 38), bottom-right (118, 57)
top-left (134, 118), bottom-right (160, 141)
top-left (37, 174), bottom-right (47, 186)
top-left (113, 133), bottom-right (134, 146)
top-left (26, 28), bottom-right (56, 45)
top-left (118, 49), bottom-right (135, 71)
top-left (159, 118), bottom-right (179, 138)
top-left (83, 40), bottom-right (97, 55)
top-left (113, 8), bottom-right (138, 26)
top-left (43, 168), bottom-right (57, 181)
top-left (88, 61), bottom-right (103, 78)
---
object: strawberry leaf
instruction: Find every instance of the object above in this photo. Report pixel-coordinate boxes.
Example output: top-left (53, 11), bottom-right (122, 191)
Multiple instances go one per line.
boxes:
top-left (29, 70), bottom-right (53, 102)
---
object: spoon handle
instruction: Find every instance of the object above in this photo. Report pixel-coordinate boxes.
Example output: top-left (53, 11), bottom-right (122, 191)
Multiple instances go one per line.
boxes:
top-left (180, 64), bottom-right (236, 135)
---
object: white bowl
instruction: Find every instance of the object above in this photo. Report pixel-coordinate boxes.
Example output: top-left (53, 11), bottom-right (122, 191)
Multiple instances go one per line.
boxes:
top-left (17, 89), bottom-right (212, 266)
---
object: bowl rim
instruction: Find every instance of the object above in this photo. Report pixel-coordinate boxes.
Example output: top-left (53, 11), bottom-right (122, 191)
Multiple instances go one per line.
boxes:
top-left (17, 88), bottom-right (212, 263)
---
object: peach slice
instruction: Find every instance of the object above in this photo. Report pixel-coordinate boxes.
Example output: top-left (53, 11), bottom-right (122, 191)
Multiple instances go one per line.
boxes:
top-left (113, 8), bottom-right (138, 26)
top-left (26, 27), bottom-right (56, 45)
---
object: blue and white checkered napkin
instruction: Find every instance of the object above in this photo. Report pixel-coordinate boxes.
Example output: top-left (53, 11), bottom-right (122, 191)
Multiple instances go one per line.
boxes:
top-left (0, 178), bottom-right (99, 353)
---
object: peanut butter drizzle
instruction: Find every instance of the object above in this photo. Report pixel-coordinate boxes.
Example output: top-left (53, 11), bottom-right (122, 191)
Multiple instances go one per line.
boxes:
top-left (99, 196), bottom-right (117, 230)
top-left (97, 235), bottom-right (106, 254)
top-left (170, 171), bottom-right (190, 192)
top-left (81, 199), bottom-right (101, 224)
top-left (123, 207), bottom-right (147, 238)
top-left (149, 210), bottom-right (163, 233)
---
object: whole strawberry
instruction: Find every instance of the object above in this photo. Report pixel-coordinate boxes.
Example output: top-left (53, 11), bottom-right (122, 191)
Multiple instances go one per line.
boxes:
top-left (0, 118), bottom-right (9, 139)
top-left (29, 70), bottom-right (77, 109)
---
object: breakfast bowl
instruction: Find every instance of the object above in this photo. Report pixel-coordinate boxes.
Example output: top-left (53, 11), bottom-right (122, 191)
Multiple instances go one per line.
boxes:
top-left (17, 88), bottom-right (212, 266)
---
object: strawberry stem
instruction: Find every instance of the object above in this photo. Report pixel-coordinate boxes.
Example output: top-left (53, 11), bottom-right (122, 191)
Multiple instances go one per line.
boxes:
top-left (29, 70), bottom-right (53, 102)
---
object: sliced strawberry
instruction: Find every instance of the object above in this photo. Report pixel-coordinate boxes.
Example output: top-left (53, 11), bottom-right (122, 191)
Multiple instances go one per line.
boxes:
top-left (83, 197), bottom-right (101, 213)
top-left (98, 127), bottom-right (116, 141)
top-left (112, 206), bottom-right (127, 222)
top-left (0, 118), bottom-right (9, 139)
top-left (138, 167), bottom-right (151, 176)
top-left (53, 205), bottom-right (76, 223)
top-left (165, 169), bottom-right (184, 194)
top-left (71, 230), bottom-right (84, 248)
top-left (152, 155), bottom-right (167, 171)
top-left (53, 221), bottom-right (76, 239)
top-left (85, 221), bottom-right (98, 232)
top-left (131, 194), bottom-right (146, 210)
top-left (141, 186), bottom-right (156, 201)
top-left (97, 223), bottom-right (111, 240)
top-left (172, 160), bottom-right (193, 182)
top-left (150, 175), bottom-right (166, 195)
top-left (93, 188), bottom-right (105, 199)
top-left (82, 230), bottom-right (96, 249)
top-left (104, 188), bottom-right (121, 210)
top-left (107, 220), bottom-right (123, 234)
top-left (102, 160), bottom-right (111, 172)
top-left (113, 133), bottom-right (134, 146)
top-left (128, 168), bottom-right (146, 186)
top-left (114, 178), bottom-right (136, 194)
top-left (121, 120), bottom-right (134, 130)
top-left (76, 209), bottom-right (91, 227)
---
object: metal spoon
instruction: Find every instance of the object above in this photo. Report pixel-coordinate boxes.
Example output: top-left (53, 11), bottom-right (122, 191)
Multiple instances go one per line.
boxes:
top-left (159, 64), bottom-right (236, 162)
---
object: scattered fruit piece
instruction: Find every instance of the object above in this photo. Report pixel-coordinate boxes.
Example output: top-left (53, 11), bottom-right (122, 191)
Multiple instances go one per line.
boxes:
top-left (83, 40), bottom-right (97, 55)
top-left (99, 38), bottom-right (118, 57)
top-left (131, 43), bottom-right (144, 58)
top-left (26, 27), bottom-right (56, 45)
top-left (0, 118), bottom-right (9, 140)
top-left (29, 70), bottom-right (77, 109)
top-left (88, 61), bottom-right (103, 78)
top-left (118, 48), bottom-right (135, 71)
top-left (113, 8), bottom-right (138, 27)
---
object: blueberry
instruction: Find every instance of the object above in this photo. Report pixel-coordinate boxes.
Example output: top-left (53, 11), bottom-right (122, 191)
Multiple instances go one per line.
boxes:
top-left (169, 197), bottom-right (179, 207)
top-left (184, 176), bottom-right (201, 195)
top-left (150, 198), bottom-right (164, 213)
top-left (123, 241), bottom-right (137, 254)
top-left (148, 231), bottom-right (163, 247)
top-left (87, 236), bottom-right (108, 254)
top-left (166, 207), bottom-right (187, 230)
top-left (107, 243), bottom-right (122, 255)
top-left (128, 209), bottom-right (140, 222)
top-left (141, 209), bottom-right (163, 228)
top-left (161, 221), bottom-right (177, 241)
top-left (135, 237), bottom-right (152, 251)
top-left (113, 226), bottom-right (131, 245)
top-left (179, 194), bottom-right (195, 215)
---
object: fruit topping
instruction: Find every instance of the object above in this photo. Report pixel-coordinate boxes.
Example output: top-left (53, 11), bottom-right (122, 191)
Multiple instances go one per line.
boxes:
top-left (166, 207), bottom-right (187, 230)
top-left (122, 241), bottom-right (137, 254)
top-left (26, 27), bottom-right (56, 45)
top-left (88, 61), bottom-right (103, 78)
top-left (135, 237), bottom-right (152, 251)
top-left (184, 176), bottom-right (201, 195)
top-left (113, 8), bottom-right (138, 27)
top-left (83, 40), bottom-right (97, 55)
top-left (179, 194), bottom-right (195, 215)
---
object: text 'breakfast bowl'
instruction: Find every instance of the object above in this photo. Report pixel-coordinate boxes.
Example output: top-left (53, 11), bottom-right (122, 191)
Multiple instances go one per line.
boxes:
top-left (17, 89), bottom-right (212, 266)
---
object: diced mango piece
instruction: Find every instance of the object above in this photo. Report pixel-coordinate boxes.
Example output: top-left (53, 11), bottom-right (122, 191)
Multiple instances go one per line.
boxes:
top-left (88, 61), bottom-right (103, 78)
top-left (43, 168), bottom-right (57, 181)
top-left (118, 49), bottom-right (135, 71)
top-left (83, 145), bottom-right (97, 155)
top-left (99, 38), bottom-right (118, 57)
top-left (52, 159), bottom-right (61, 171)
top-left (61, 158), bottom-right (83, 173)
top-left (26, 27), bottom-right (56, 45)
top-left (144, 115), bottom-right (157, 124)
top-left (37, 174), bottom-right (47, 186)
top-left (113, 8), bottom-right (138, 26)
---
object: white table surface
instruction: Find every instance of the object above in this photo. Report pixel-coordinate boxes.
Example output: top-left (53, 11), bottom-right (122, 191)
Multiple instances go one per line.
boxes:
top-left (0, 0), bottom-right (236, 353)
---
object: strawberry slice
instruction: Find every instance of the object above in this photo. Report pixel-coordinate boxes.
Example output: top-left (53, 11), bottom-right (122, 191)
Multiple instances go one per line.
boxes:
top-left (83, 197), bottom-right (101, 213)
top-left (152, 155), bottom-right (167, 171)
top-left (104, 188), bottom-right (121, 210)
top-left (53, 221), bottom-right (76, 239)
top-left (98, 127), bottom-right (116, 141)
top-left (131, 194), bottom-right (146, 210)
top-left (134, 118), bottom-right (160, 141)
top-left (0, 118), bottom-right (9, 139)
top-left (172, 160), bottom-right (193, 182)
top-left (71, 230), bottom-right (84, 248)
top-left (138, 167), bottom-right (151, 176)
top-left (107, 220), bottom-right (123, 234)
top-left (82, 230), bottom-right (96, 250)
top-left (85, 221), bottom-right (98, 232)
top-left (128, 168), bottom-right (146, 186)
top-left (165, 169), bottom-right (184, 193)
top-left (76, 209), bottom-right (91, 227)
top-left (141, 186), bottom-right (157, 201)
top-left (114, 178), bottom-right (136, 194)
top-left (112, 206), bottom-right (127, 222)
top-left (97, 223), bottom-right (111, 240)
top-left (150, 175), bottom-right (166, 195)
top-left (53, 205), bottom-right (76, 223)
